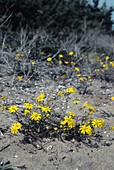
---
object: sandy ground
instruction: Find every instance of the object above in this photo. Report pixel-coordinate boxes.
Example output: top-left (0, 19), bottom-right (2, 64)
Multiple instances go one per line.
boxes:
top-left (0, 73), bottom-right (114, 170)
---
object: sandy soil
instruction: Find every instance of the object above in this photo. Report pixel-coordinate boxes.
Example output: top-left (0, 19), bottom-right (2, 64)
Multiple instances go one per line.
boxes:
top-left (0, 73), bottom-right (114, 170)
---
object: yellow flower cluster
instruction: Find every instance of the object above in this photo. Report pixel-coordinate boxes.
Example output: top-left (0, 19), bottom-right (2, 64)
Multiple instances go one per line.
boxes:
top-left (79, 77), bottom-right (87, 81)
top-left (36, 93), bottom-right (45, 102)
top-left (60, 116), bottom-right (75, 129)
top-left (11, 122), bottom-right (22, 134)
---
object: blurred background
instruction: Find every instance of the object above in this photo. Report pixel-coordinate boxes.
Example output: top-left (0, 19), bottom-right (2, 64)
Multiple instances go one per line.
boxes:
top-left (0, 0), bottom-right (114, 37)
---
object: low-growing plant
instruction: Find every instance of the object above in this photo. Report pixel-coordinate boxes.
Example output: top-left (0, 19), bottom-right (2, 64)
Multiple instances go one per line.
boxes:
top-left (5, 87), bottom-right (108, 144)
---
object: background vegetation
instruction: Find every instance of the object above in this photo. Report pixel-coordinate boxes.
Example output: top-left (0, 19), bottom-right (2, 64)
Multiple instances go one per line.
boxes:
top-left (0, 0), bottom-right (114, 35)
top-left (0, 0), bottom-right (114, 56)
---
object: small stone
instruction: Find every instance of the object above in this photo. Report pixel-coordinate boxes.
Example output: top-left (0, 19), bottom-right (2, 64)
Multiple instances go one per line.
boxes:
top-left (105, 141), bottom-right (112, 146)
top-left (14, 155), bottom-right (18, 158)
top-left (69, 148), bottom-right (74, 152)
top-left (102, 141), bottom-right (112, 147)
top-left (36, 144), bottom-right (42, 150)
top-left (71, 139), bottom-right (75, 143)
top-left (48, 157), bottom-right (54, 161)
top-left (47, 145), bottom-right (53, 151)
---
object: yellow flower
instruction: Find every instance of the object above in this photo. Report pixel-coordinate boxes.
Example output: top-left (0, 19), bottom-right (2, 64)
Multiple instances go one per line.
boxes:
top-left (11, 122), bottom-right (22, 134)
top-left (84, 102), bottom-right (96, 112)
top-left (17, 76), bottom-right (23, 81)
top-left (60, 116), bottom-right (75, 129)
top-left (88, 76), bottom-right (91, 79)
top-left (90, 106), bottom-right (96, 112)
top-left (40, 51), bottom-right (44, 55)
top-left (79, 124), bottom-right (92, 135)
top-left (79, 77), bottom-right (84, 81)
top-left (92, 119), bottom-right (104, 128)
top-left (68, 111), bottom-right (75, 117)
top-left (99, 60), bottom-right (104, 65)
top-left (105, 56), bottom-right (109, 61)
top-left (73, 99), bottom-right (80, 104)
top-left (111, 96), bottom-right (114, 101)
top-left (36, 93), bottom-right (45, 102)
top-left (64, 61), bottom-right (69, 64)
top-left (0, 96), bottom-right (7, 101)
top-left (59, 54), bottom-right (63, 58)
top-left (54, 127), bottom-right (58, 131)
top-left (71, 61), bottom-right (75, 66)
top-left (45, 113), bottom-right (50, 118)
top-left (68, 51), bottom-right (74, 56)
top-left (31, 61), bottom-right (35, 65)
top-left (60, 117), bottom-right (68, 125)
top-left (8, 105), bottom-right (18, 113)
top-left (47, 98), bottom-right (51, 102)
top-left (103, 64), bottom-right (109, 70)
top-left (74, 67), bottom-right (80, 72)
top-left (110, 61), bottom-right (114, 67)
top-left (59, 60), bottom-right (63, 65)
top-left (65, 87), bottom-right (76, 93)
top-left (79, 124), bottom-right (87, 135)
top-left (24, 109), bottom-right (30, 115)
top-left (60, 73), bottom-right (67, 79)
top-left (111, 126), bottom-right (114, 130)
top-left (30, 112), bottom-right (41, 121)
top-left (24, 102), bottom-right (33, 110)
top-left (36, 105), bottom-right (42, 109)
top-left (67, 118), bottom-right (75, 128)
top-left (47, 57), bottom-right (52, 62)
top-left (94, 69), bottom-right (100, 72)
top-left (41, 106), bottom-right (51, 113)
top-left (16, 53), bottom-right (24, 57)
top-left (89, 111), bottom-right (93, 115)
top-left (84, 102), bottom-right (90, 109)
top-left (85, 125), bottom-right (92, 135)
top-left (77, 74), bottom-right (81, 77)
top-left (57, 91), bottom-right (63, 96)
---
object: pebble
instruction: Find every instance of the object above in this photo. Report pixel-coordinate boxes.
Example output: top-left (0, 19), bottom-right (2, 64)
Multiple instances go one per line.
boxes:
top-left (47, 145), bottom-right (53, 151)
top-left (102, 141), bottom-right (112, 147)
